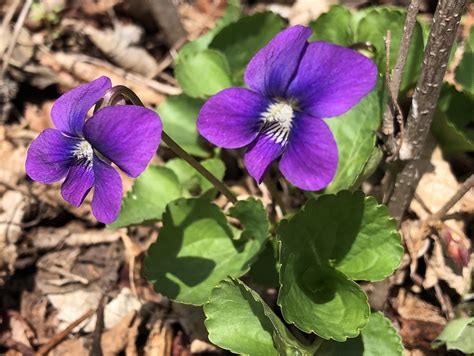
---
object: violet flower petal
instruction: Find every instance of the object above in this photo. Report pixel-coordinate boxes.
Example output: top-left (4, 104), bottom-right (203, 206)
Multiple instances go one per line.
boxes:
top-left (25, 128), bottom-right (77, 183)
top-left (83, 105), bottom-right (162, 178)
top-left (244, 131), bottom-right (286, 183)
top-left (286, 42), bottom-right (377, 118)
top-left (61, 162), bottom-right (94, 207)
top-left (279, 114), bottom-right (338, 190)
top-left (197, 88), bottom-right (269, 149)
top-left (244, 25), bottom-right (312, 98)
top-left (51, 76), bottom-right (112, 136)
top-left (91, 156), bottom-right (122, 224)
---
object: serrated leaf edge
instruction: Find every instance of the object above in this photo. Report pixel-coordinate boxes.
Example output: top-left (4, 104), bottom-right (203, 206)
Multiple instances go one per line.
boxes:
top-left (369, 312), bottom-right (404, 355)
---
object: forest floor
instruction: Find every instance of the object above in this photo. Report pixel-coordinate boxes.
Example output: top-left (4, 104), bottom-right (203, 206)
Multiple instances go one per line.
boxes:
top-left (0, 0), bottom-right (472, 355)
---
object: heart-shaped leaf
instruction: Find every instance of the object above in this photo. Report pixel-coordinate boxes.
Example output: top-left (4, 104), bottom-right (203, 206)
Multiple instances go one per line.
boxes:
top-left (144, 197), bottom-right (269, 305)
top-left (175, 49), bottom-right (233, 98)
top-left (205, 278), bottom-right (312, 355)
top-left (309, 5), bottom-right (353, 46)
top-left (325, 86), bottom-right (383, 194)
top-left (355, 7), bottom-right (424, 92)
top-left (432, 85), bottom-right (474, 153)
top-left (318, 312), bottom-right (404, 355)
top-left (108, 166), bottom-right (182, 228)
top-left (209, 11), bottom-right (285, 84)
top-left (156, 95), bottom-right (207, 157)
top-left (277, 191), bottom-right (403, 340)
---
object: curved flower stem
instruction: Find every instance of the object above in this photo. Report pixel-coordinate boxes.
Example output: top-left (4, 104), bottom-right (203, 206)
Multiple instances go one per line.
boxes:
top-left (161, 132), bottom-right (237, 203)
top-left (103, 85), bottom-right (238, 204)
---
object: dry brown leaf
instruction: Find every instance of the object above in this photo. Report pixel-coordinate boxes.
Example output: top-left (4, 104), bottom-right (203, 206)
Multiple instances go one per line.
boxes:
top-left (47, 289), bottom-right (102, 333)
top-left (4, 311), bottom-right (36, 349)
top-left (0, 26), bottom-right (59, 89)
top-left (44, 52), bottom-right (180, 104)
top-left (46, 287), bottom-right (141, 333)
top-left (189, 339), bottom-right (219, 354)
top-left (101, 311), bottom-right (136, 356)
top-left (288, 0), bottom-right (337, 25)
top-left (49, 338), bottom-right (88, 356)
top-left (0, 139), bottom-right (27, 187)
top-left (394, 291), bottom-right (446, 351)
top-left (411, 146), bottom-right (474, 218)
top-left (394, 290), bottom-right (446, 325)
top-left (410, 146), bottom-right (472, 277)
top-left (0, 190), bottom-right (25, 285)
top-left (82, 23), bottom-right (160, 78)
top-left (103, 288), bottom-right (142, 329)
top-left (31, 181), bottom-right (95, 222)
top-left (20, 291), bottom-right (50, 341)
top-left (0, 27), bottom-right (34, 68)
top-left (401, 219), bottom-right (430, 277)
top-left (77, 0), bottom-right (121, 15)
top-left (24, 101), bottom-right (54, 133)
top-left (31, 223), bottom-right (120, 250)
top-left (144, 316), bottom-right (173, 356)
top-left (178, 2), bottom-right (223, 40)
top-left (125, 313), bottom-right (141, 356)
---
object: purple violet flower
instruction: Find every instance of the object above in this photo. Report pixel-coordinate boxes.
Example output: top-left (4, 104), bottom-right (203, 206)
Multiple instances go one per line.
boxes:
top-left (197, 25), bottom-right (378, 190)
top-left (25, 76), bottom-right (162, 223)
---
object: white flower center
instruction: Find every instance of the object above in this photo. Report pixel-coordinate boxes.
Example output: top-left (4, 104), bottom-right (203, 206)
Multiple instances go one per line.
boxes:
top-left (261, 101), bottom-right (294, 144)
top-left (73, 140), bottom-right (93, 167)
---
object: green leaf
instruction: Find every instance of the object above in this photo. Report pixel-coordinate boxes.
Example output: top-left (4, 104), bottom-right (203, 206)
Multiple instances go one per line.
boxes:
top-left (277, 191), bottom-right (403, 340)
top-left (228, 197), bottom-right (269, 242)
top-left (205, 278), bottom-right (311, 355)
top-left (325, 87), bottom-right (383, 194)
top-left (177, 0), bottom-right (241, 59)
top-left (355, 7), bottom-right (424, 91)
top-left (319, 312), bottom-right (404, 355)
top-left (432, 85), bottom-right (474, 153)
top-left (209, 11), bottom-right (285, 83)
top-left (175, 49), bottom-right (233, 98)
top-left (144, 197), bottom-right (269, 305)
top-left (353, 146), bottom-right (384, 188)
top-left (157, 94), bottom-right (207, 157)
top-left (309, 5), bottom-right (353, 46)
top-left (455, 27), bottom-right (474, 95)
top-left (334, 193), bottom-right (403, 281)
top-left (432, 317), bottom-right (474, 354)
top-left (164, 158), bottom-right (226, 196)
top-left (278, 261), bottom-right (369, 341)
top-left (108, 166), bottom-right (182, 228)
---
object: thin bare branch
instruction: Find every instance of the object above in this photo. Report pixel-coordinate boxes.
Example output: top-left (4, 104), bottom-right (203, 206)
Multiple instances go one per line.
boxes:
top-left (37, 309), bottom-right (95, 356)
top-left (0, 0), bottom-right (33, 78)
top-left (0, 0), bottom-right (21, 57)
top-left (382, 0), bottom-right (420, 139)
top-left (430, 174), bottom-right (474, 221)
top-left (388, 0), bottom-right (467, 223)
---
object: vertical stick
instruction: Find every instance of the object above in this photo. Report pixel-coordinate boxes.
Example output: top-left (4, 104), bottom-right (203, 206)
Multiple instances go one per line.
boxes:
top-left (382, 0), bottom-right (421, 138)
top-left (388, 0), bottom-right (467, 223)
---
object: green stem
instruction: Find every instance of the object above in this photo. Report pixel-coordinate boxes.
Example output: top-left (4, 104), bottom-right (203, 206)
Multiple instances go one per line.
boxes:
top-left (103, 85), bottom-right (238, 204)
top-left (161, 132), bottom-right (237, 203)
